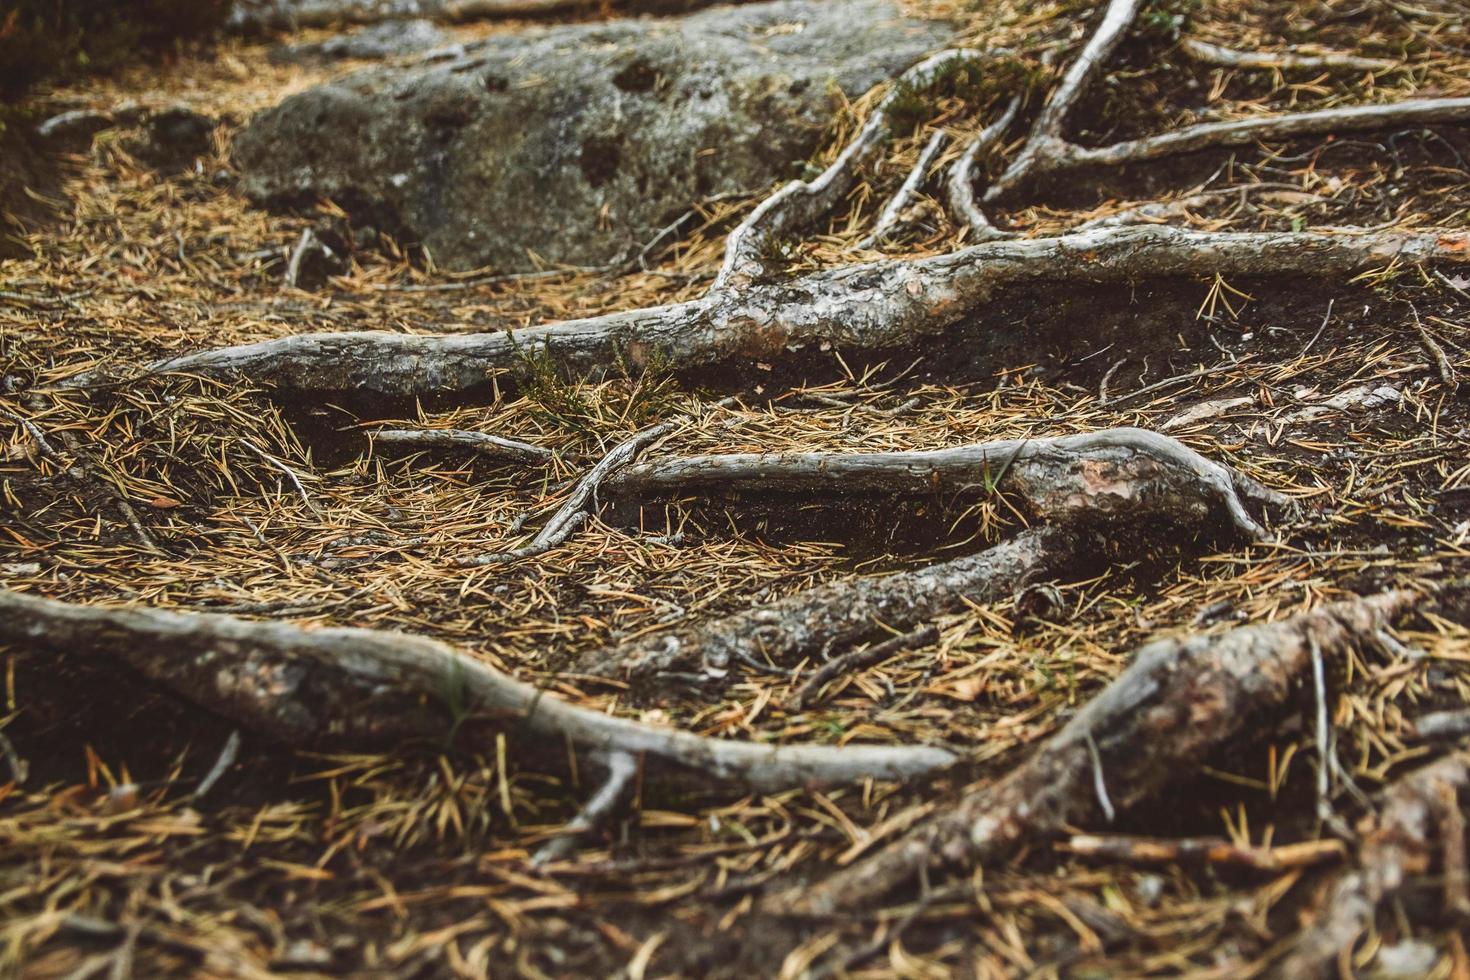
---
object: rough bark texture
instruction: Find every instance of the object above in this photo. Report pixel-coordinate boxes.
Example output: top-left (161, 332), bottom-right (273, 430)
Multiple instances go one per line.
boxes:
top-left (773, 591), bottom-right (1417, 916)
top-left (126, 227), bottom-right (1470, 398)
top-left (0, 589), bottom-right (957, 790)
top-left (1276, 749), bottom-right (1470, 978)
top-left (576, 526), bottom-right (1079, 684)
top-left (231, 0), bottom-right (952, 272)
top-left (604, 428), bottom-right (1285, 541)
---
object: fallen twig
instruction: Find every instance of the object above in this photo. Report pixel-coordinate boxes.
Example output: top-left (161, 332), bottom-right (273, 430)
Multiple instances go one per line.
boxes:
top-left (1179, 37), bottom-right (1401, 73)
top-left (371, 427), bottom-right (555, 465)
top-left (789, 624), bottom-right (940, 711)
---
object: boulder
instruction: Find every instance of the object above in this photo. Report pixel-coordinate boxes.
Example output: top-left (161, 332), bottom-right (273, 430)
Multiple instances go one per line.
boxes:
top-left (232, 0), bottom-right (952, 272)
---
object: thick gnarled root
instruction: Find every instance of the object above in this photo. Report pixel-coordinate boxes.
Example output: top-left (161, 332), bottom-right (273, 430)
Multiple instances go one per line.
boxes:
top-left (769, 591), bottom-right (1419, 917)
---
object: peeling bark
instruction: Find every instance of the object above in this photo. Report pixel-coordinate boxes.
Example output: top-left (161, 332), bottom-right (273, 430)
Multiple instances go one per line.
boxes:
top-left (576, 527), bottom-right (1079, 684)
top-left (117, 228), bottom-right (1470, 401)
top-left (1275, 749), bottom-right (1470, 978)
top-left (773, 591), bottom-right (1417, 916)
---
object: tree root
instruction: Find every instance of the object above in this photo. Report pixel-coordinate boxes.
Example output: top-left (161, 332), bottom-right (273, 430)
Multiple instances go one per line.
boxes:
top-left (119, 227), bottom-right (1470, 400)
top-left (574, 526), bottom-right (1080, 685)
top-left (858, 129), bottom-right (949, 249)
top-left (578, 427), bottom-right (1281, 684)
top-left (714, 49), bottom-right (997, 290)
top-left (769, 590), bottom-right (1418, 917)
top-left (1025, 96), bottom-right (1470, 181)
top-left (605, 427), bottom-right (1286, 541)
top-left (945, 96), bottom-right (1021, 241)
top-left (0, 589), bottom-right (958, 791)
top-left (1275, 749), bottom-right (1470, 978)
top-left (1179, 38), bottom-right (1401, 74)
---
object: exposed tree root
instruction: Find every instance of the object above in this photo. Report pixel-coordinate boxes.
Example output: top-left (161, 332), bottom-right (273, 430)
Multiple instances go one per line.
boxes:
top-left (533, 750), bottom-right (639, 865)
top-left (1275, 749), bottom-right (1470, 978)
top-left (770, 591), bottom-right (1418, 917)
top-left (123, 228), bottom-right (1470, 400)
top-left (985, 0), bottom-right (1145, 201)
top-left (0, 590), bottom-right (958, 791)
top-left (371, 427), bottom-right (554, 465)
top-left (1179, 37), bottom-right (1401, 73)
top-left (575, 527), bottom-right (1080, 685)
top-left (858, 130), bottom-right (949, 249)
top-left (1023, 97), bottom-right (1470, 180)
top-left (605, 427), bottom-right (1286, 541)
top-left (715, 49), bottom-right (995, 290)
top-left (579, 427), bottom-right (1281, 683)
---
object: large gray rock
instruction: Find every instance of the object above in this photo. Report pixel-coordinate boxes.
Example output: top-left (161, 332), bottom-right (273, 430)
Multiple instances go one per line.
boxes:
top-left (233, 0), bottom-right (952, 272)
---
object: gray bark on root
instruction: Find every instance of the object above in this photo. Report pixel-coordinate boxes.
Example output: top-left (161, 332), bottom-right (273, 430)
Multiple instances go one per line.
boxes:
top-left (575, 526), bottom-right (1080, 684)
top-left (1178, 38), bottom-right (1400, 73)
top-left (580, 427), bottom-right (1282, 683)
top-left (1021, 97), bottom-right (1470, 182)
top-left (715, 48), bottom-right (997, 290)
top-left (1275, 749), bottom-right (1470, 978)
top-left (772, 590), bottom-right (1418, 916)
top-left (118, 228), bottom-right (1470, 400)
top-left (0, 590), bottom-right (956, 790)
top-left (371, 428), bottom-right (554, 465)
top-left (604, 427), bottom-right (1286, 541)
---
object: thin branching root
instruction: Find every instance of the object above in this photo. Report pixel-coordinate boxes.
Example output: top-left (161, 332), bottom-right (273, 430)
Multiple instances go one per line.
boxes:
top-left (1278, 750), bottom-right (1470, 977)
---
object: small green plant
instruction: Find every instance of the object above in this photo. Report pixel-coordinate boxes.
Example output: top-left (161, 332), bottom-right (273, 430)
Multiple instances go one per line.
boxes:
top-left (511, 338), bottom-right (595, 432)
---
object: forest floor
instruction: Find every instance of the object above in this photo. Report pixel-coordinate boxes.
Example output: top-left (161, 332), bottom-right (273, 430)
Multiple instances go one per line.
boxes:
top-left (2, 0), bottom-right (1470, 976)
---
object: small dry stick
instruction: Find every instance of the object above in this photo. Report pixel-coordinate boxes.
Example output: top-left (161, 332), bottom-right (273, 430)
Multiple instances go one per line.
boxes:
top-left (1060, 834), bottom-right (1346, 872)
top-left (239, 438), bottom-right (322, 515)
top-left (1409, 708), bottom-right (1470, 740)
top-left (0, 728), bottom-right (29, 785)
top-left (192, 730), bottom-right (241, 802)
top-left (1178, 37), bottom-right (1400, 73)
top-left (458, 421), bottom-right (673, 566)
top-left (371, 428), bottom-right (555, 466)
top-left (789, 624), bottom-right (940, 710)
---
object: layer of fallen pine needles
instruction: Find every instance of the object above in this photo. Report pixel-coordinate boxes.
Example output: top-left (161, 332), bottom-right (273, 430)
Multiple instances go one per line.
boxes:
top-left (2, 0), bottom-right (1470, 974)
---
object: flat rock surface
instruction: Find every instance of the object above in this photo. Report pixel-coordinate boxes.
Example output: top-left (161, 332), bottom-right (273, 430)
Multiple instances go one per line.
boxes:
top-left (232, 0), bottom-right (953, 271)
